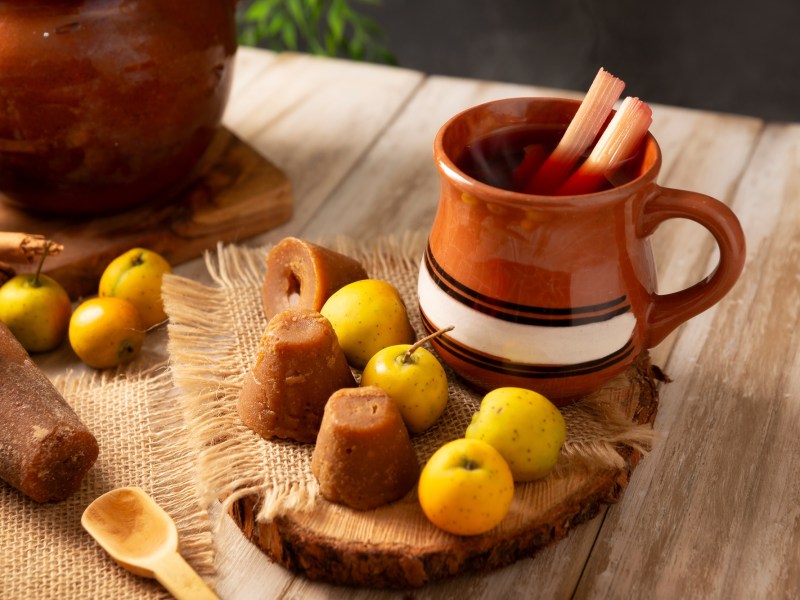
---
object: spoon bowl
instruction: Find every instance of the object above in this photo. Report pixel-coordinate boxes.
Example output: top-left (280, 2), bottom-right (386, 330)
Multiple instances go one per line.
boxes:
top-left (82, 487), bottom-right (217, 599)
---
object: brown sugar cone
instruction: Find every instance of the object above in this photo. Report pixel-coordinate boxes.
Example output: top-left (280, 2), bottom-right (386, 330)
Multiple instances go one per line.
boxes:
top-left (261, 237), bottom-right (368, 319)
top-left (238, 309), bottom-right (356, 443)
top-left (0, 322), bottom-right (99, 502)
top-left (311, 386), bottom-right (420, 510)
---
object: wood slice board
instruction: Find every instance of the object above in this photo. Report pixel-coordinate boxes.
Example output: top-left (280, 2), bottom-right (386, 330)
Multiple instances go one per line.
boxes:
top-left (0, 127), bottom-right (293, 299)
top-left (228, 353), bottom-right (662, 589)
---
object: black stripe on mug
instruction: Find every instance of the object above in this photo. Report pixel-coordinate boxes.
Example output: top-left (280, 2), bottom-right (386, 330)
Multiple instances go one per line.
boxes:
top-left (424, 244), bottom-right (631, 327)
top-left (420, 309), bottom-right (636, 379)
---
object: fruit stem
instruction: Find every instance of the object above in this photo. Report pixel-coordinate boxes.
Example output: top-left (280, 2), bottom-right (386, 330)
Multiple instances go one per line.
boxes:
top-left (32, 241), bottom-right (52, 287)
top-left (145, 318), bottom-right (169, 333)
top-left (401, 326), bottom-right (454, 364)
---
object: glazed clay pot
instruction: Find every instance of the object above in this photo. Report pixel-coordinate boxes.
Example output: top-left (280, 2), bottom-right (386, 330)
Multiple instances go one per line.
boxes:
top-left (0, 1), bottom-right (238, 214)
top-left (418, 97), bottom-right (746, 404)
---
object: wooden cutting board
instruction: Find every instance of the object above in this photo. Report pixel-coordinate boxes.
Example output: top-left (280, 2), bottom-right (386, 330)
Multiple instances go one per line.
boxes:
top-left (0, 128), bottom-right (293, 299)
top-left (227, 354), bottom-right (662, 589)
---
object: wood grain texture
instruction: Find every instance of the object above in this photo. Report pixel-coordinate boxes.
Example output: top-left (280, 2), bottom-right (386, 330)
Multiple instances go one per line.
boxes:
top-left (646, 107), bottom-right (763, 365)
top-left (226, 354), bottom-right (660, 589)
top-left (0, 127), bottom-right (292, 299)
top-left (221, 49), bottom-right (425, 248)
top-left (574, 123), bottom-right (800, 600)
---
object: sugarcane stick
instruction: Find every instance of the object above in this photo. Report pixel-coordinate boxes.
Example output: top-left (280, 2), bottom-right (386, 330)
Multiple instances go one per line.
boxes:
top-left (0, 232), bottom-right (63, 264)
top-left (0, 321), bottom-right (99, 502)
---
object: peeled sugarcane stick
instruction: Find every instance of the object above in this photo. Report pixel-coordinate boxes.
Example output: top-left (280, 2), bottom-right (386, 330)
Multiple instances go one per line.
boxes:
top-left (557, 96), bottom-right (653, 195)
top-left (0, 321), bottom-right (99, 502)
top-left (517, 67), bottom-right (625, 194)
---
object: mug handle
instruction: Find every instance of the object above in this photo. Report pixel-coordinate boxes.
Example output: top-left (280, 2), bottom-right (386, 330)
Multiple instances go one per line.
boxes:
top-left (638, 186), bottom-right (746, 347)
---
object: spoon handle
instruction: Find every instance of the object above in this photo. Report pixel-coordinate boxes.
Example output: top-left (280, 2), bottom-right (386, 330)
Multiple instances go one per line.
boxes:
top-left (154, 551), bottom-right (219, 600)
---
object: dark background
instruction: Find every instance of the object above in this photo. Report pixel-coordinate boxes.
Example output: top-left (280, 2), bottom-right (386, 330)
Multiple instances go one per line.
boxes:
top-left (360, 0), bottom-right (800, 122)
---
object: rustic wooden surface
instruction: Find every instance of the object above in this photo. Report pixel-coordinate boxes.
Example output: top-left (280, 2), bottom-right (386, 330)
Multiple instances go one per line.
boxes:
top-left (31, 47), bottom-right (800, 598)
top-left (227, 354), bottom-right (660, 589)
top-left (0, 127), bottom-right (292, 299)
top-left (209, 50), bottom-right (795, 600)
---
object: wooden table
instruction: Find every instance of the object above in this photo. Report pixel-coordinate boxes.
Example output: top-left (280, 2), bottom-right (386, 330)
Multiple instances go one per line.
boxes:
top-left (46, 47), bottom-right (800, 598)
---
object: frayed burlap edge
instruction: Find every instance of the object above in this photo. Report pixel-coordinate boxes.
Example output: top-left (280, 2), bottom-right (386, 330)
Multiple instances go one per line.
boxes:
top-left (559, 392), bottom-right (657, 474)
top-left (164, 233), bottom-right (657, 532)
top-left (53, 364), bottom-right (217, 578)
top-left (163, 247), bottom-right (314, 525)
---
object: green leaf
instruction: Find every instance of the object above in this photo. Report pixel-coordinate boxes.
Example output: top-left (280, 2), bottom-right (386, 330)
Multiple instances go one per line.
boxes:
top-left (238, 27), bottom-right (259, 47)
top-left (325, 30), bottom-right (337, 55)
top-left (307, 0), bottom-right (324, 23)
top-left (236, 0), bottom-right (396, 64)
top-left (349, 34), bottom-right (364, 60)
top-left (244, 0), bottom-right (272, 20)
top-left (267, 12), bottom-right (288, 35)
top-left (281, 22), bottom-right (298, 50)
top-left (286, 0), bottom-right (306, 24)
top-left (327, 7), bottom-right (344, 44)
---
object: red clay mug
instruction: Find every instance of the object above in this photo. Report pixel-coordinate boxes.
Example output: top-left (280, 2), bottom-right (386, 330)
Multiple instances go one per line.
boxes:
top-left (418, 97), bottom-right (746, 404)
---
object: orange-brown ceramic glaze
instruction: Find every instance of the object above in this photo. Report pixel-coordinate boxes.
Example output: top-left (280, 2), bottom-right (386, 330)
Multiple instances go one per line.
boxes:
top-left (419, 97), bottom-right (746, 403)
top-left (0, 1), bottom-right (238, 214)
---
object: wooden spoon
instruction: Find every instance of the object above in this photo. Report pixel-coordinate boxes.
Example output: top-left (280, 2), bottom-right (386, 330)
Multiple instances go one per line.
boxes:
top-left (82, 487), bottom-right (218, 600)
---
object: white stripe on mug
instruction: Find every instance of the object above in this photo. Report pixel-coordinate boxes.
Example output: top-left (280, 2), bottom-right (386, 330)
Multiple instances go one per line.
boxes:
top-left (418, 261), bottom-right (637, 366)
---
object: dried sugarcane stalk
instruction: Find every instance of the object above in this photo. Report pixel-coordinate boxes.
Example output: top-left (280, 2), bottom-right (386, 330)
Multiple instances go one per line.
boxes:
top-left (0, 321), bottom-right (99, 502)
top-left (0, 232), bottom-right (63, 264)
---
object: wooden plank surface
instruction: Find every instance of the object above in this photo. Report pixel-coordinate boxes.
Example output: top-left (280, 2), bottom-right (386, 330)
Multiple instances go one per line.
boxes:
top-left (223, 50), bottom-right (424, 241)
top-left (207, 49), bottom-right (783, 599)
top-left (575, 123), bottom-right (800, 599)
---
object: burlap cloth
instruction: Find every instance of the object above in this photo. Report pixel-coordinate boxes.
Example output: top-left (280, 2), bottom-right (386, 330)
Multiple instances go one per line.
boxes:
top-left (164, 232), bottom-right (656, 529)
top-left (0, 233), bottom-right (655, 600)
top-left (0, 352), bottom-right (214, 600)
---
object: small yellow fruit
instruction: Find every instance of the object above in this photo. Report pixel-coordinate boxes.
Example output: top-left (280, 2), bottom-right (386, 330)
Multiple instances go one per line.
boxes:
top-left (0, 273), bottom-right (72, 353)
top-left (465, 387), bottom-right (566, 482)
top-left (361, 343), bottom-right (449, 433)
top-left (99, 247), bottom-right (172, 329)
top-left (418, 438), bottom-right (514, 536)
top-left (320, 279), bottom-right (415, 369)
top-left (69, 297), bottom-right (145, 369)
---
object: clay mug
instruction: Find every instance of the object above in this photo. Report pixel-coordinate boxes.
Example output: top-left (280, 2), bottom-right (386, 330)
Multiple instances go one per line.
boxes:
top-left (418, 97), bottom-right (746, 404)
top-left (0, 0), bottom-right (239, 214)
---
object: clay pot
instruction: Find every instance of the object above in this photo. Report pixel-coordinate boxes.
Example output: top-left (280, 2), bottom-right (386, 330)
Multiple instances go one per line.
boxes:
top-left (0, 1), bottom-right (238, 214)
